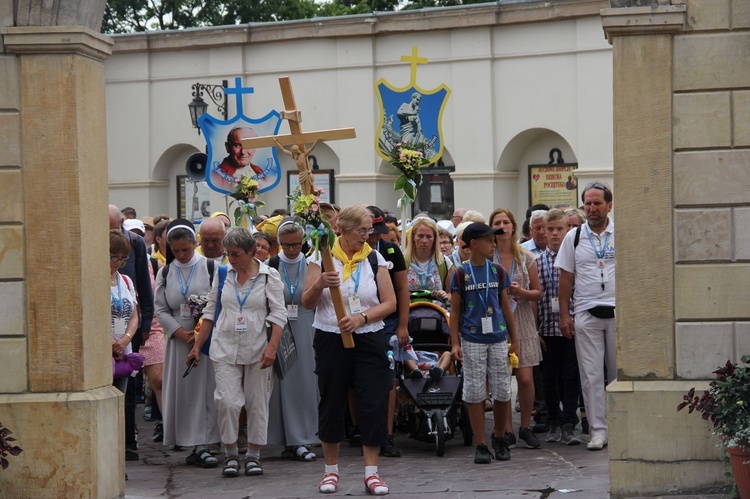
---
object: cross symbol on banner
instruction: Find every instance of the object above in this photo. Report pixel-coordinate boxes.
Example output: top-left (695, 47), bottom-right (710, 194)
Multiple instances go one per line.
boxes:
top-left (402, 46), bottom-right (428, 87)
top-left (223, 77), bottom-right (255, 117)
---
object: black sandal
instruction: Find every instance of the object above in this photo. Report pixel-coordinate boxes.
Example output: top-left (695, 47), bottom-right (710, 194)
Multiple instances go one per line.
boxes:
top-left (293, 446), bottom-right (316, 462)
top-left (195, 448), bottom-right (218, 468)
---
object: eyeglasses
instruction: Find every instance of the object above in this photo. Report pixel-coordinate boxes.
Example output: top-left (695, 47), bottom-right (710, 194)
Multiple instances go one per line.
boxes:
top-left (355, 227), bottom-right (375, 236)
top-left (584, 183), bottom-right (610, 192)
top-left (110, 255), bottom-right (129, 264)
top-left (226, 251), bottom-right (246, 258)
top-left (280, 242), bottom-right (302, 250)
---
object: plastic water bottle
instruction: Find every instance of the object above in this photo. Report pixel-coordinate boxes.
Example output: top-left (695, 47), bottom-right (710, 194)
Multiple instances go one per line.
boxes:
top-left (387, 350), bottom-right (395, 373)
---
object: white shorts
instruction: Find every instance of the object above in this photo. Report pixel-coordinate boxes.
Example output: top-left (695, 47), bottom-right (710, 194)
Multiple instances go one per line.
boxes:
top-left (461, 340), bottom-right (511, 404)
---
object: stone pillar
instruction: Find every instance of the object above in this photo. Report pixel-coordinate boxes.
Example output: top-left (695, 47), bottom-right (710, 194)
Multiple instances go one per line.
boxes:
top-left (602, 1), bottom-right (748, 496)
top-left (0, 1), bottom-right (122, 497)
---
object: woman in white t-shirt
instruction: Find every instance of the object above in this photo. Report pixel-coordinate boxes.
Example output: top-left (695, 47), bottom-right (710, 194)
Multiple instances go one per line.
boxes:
top-left (301, 205), bottom-right (397, 496)
top-left (109, 229), bottom-right (139, 394)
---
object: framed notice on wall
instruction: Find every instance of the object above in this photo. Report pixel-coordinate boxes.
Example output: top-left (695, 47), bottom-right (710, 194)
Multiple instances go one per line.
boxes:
top-left (528, 163), bottom-right (579, 207)
top-left (287, 170), bottom-right (335, 205)
top-left (177, 175), bottom-right (213, 222)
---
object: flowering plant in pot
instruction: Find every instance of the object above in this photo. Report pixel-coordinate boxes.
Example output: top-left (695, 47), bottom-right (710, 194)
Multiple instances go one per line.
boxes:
top-left (677, 355), bottom-right (750, 497)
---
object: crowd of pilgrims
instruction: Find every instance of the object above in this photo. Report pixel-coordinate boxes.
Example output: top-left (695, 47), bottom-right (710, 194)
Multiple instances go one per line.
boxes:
top-left (108, 198), bottom-right (592, 496)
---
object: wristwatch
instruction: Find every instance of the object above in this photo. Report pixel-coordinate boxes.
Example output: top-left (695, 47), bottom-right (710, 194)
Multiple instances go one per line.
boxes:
top-left (360, 312), bottom-right (368, 324)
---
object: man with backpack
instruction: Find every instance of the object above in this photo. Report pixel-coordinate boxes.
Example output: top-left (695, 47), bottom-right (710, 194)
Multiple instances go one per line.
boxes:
top-left (555, 182), bottom-right (616, 451)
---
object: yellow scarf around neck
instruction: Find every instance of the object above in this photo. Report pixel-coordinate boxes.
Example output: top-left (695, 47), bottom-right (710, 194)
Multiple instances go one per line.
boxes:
top-left (331, 238), bottom-right (372, 281)
top-left (153, 250), bottom-right (166, 263)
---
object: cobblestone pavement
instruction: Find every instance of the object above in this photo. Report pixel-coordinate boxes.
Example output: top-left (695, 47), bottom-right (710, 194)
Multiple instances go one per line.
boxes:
top-left (125, 402), bottom-right (730, 499)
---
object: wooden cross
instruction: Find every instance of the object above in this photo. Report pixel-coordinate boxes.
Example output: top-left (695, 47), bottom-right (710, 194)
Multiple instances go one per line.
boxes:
top-left (241, 77), bottom-right (357, 348)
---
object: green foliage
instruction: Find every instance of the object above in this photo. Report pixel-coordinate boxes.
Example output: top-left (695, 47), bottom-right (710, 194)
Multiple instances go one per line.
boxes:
top-left (103, 0), bottom-right (402, 33)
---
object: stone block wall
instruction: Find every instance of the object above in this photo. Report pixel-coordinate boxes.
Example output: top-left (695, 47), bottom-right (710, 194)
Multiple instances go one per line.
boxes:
top-left (603, 0), bottom-right (748, 495)
top-left (672, 0), bottom-right (750, 378)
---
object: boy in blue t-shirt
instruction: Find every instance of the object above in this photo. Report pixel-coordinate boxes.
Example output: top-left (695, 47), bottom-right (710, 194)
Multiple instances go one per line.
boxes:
top-left (450, 222), bottom-right (518, 464)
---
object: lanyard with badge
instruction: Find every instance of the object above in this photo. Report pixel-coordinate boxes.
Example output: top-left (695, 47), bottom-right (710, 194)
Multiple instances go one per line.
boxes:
top-left (586, 226), bottom-right (611, 291)
top-left (234, 273), bottom-right (258, 332)
top-left (347, 261), bottom-right (364, 315)
top-left (282, 260), bottom-right (302, 320)
top-left (177, 264), bottom-right (197, 320)
top-left (468, 262), bottom-right (494, 334)
top-left (543, 251), bottom-right (560, 313)
top-left (111, 273), bottom-right (127, 338)
top-left (411, 260), bottom-right (434, 290)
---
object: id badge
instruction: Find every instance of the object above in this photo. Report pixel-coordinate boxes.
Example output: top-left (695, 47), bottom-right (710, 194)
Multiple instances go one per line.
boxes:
top-left (114, 318), bottom-right (127, 338)
top-left (598, 259), bottom-right (609, 283)
top-left (287, 304), bottom-right (298, 320)
top-left (348, 296), bottom-right (363, 314)
top-left (481, 316), bottom-right (493, 334)
top-left (235, 315), bottom-right (248, 333)
top-left (180, 303), bottom-right (191, 320)
top-left (551, 297), bottom-right (560, 313)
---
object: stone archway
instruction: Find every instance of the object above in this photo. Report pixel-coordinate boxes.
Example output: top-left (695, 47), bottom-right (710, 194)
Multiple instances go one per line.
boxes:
top-left (497, 128), bottom-right (578, 216)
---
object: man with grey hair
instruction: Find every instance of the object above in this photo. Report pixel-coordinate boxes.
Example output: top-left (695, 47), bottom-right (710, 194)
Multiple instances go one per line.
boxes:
top-left (197, 218), bottom-right (228, 264)
top-left (450, 208), bottom-right (468, 228)
top-left (555, 182), bottom-right (616, 451)
top-left (521, 210), bottom-right (548, 256)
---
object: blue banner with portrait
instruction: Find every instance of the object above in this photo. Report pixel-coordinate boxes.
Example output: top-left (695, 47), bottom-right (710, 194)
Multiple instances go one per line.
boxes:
top-left (198, 109), bottom-right (282, 195)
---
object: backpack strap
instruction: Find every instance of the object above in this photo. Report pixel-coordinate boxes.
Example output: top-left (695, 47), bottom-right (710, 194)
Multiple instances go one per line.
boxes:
top-left (268, 255), bottom-right (280, 270)
top-left (162, 262), bottom-right (169, 281)
top-left (367, 251), bottom-right (379, 279)
top-left (120, 273), bottom-right (132, 292)
top-left (573, 226), bottom-right (581, 249)
top-left (150, 257), bottom-right (159, 280)
top-left (207, 259), bottom-right (215, 288)
top-left (438, 258), bottom-right (448, 287)
top-left (202, 264), bottom-right (227, 356)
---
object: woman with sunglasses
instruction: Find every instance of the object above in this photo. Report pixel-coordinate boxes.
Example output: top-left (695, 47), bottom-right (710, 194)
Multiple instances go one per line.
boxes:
top-left (266, 221), bottom-right (319, 462)
top-left (110, 229), bottom-right (139, 394)
top-left (302, 205), bottom-right (397, 495)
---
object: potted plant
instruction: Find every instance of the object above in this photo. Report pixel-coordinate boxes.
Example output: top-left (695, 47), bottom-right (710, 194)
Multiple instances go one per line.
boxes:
top-left (677, 355), bottom-right (750, 497)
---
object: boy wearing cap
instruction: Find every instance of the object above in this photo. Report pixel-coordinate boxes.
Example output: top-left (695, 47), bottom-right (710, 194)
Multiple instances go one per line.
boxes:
top-left (450, 222), bottom-right (518, 464)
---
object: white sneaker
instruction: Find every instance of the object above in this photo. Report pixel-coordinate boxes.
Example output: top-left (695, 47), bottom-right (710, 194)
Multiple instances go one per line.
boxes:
top-left (587, 435), bottom-right (608, 450)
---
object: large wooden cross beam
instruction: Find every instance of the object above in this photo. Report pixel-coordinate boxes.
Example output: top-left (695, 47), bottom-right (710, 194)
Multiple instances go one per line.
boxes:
top-left (240, 77), bottom-right (356, 196)
top-left (242, 77), bottom-right (357, 348)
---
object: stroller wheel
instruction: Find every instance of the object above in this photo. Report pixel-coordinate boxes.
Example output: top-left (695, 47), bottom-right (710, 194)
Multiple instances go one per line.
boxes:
top-left (461, 402), bottom-right (473, 446)
top-left (432, 410), bottom-right (446, 457)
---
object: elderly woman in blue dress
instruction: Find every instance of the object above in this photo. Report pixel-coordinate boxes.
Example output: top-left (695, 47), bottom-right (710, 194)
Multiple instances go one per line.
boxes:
top-left (156, 219), bottom-right (220, 468)
top-left (189, 227), bottom-right (287, 478)
top-left (266, 220), bottom-right (319, 461)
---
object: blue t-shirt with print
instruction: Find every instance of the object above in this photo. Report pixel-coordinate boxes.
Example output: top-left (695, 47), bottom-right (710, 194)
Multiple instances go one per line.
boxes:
top-left (451, 261), bottom-right (511, 344)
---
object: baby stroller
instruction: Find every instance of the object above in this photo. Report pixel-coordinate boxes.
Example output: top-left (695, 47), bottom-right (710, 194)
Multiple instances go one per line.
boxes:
top-left (394, 297), bottom-right (473, 456)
